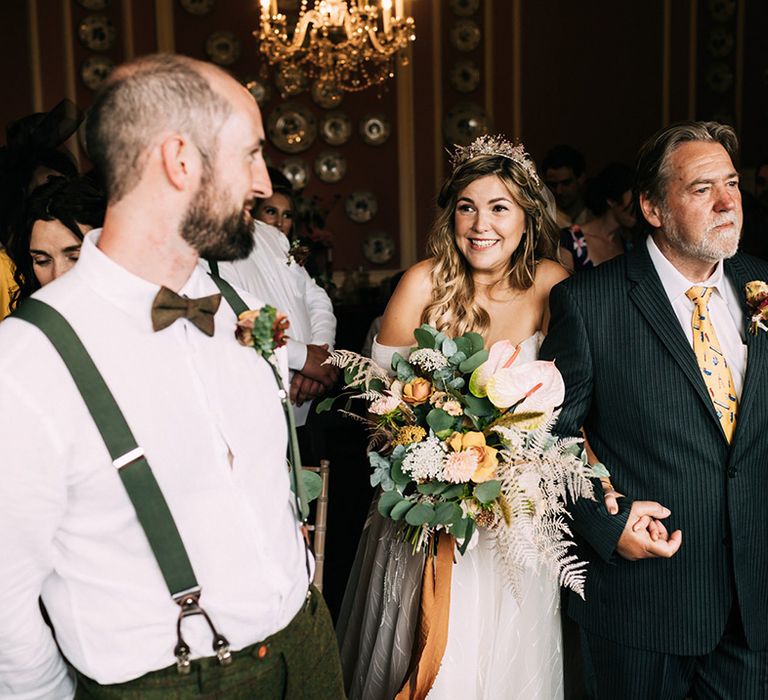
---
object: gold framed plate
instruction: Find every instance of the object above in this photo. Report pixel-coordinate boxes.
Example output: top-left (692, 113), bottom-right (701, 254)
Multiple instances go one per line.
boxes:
top-left (205, 31), bottom-right (240, 66)
top-left (275, 64), bottom-right (309, 97)
top-left (81, 55), bottom-right (115, 91)
top-left (363, 231), bottom-right (395, 264)
top-left (346, 191), bottom-right (378, 223)
top-left (315, 150), bottom-right (347, 183)
top-left (359, 114), bottom-right (391, 146)
top-left (78, 15), bottom-right (115, 51)
top-left (280, 157), bottom-right (310, 190)
top-left (450, 19), bottom-right (481, 52)
top-left (443, 102), bottom-right (489, 146)
top-left (311, 79), bottom-right (344, 108)
top-left (450, 60), bottom-right (480, 93)
top-left (244, 77), bottom-right (271, 106)
top-left (180, 0), bottom-right (216, 15)
top-left (267, 102), bottom-right (317, 154)
top-left (320, 111), bottom-right (352, 146)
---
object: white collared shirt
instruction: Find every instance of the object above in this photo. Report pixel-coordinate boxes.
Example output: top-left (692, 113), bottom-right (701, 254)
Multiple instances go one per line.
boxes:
top-left (0, 231), bottom-right (310, 697)
top-left (205, 221), bottom-right (337, 425)
top-left (646, 235), bottom-right (747, 398)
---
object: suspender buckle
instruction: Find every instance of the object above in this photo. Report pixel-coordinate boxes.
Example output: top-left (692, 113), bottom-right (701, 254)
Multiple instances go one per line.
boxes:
top-left (173, 588), bottom-right (232, 673)
top-left (174, 641), bottom-right (192, 675)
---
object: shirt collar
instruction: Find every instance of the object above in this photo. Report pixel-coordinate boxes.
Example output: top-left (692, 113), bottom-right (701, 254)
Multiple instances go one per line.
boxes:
top-left (75, 229), bottom-right (220, 331)
top-left (646, 235), bottom-right (725, 303)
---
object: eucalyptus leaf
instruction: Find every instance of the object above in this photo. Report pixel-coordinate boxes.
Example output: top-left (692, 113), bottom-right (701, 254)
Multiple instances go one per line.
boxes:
top-left (405, 503), bottom-right (436, 526)
top-left (315, 396), bottom-right (335, 413)
top-left (377, 491), bottom-right (403, 517)
top-left (451, 515), bottom-right (469, 541)
top-left (434, 332), bottom-right (447, 346)
top-left (434, 502), bottom-right (462, 525)
top-left (459, 349), bottom-right (489, 374)
top-left (448, 350), bottom-right (467, 366)
top-left (449, 377), bottom-right (465, 390)
top-left (590, 461), bottom-right (610, 478)
top-left (390, 499), bottom-right (414, 521)
top-left (390, 452), bottom-right (411, 486)
top-left (453, 336), bottom-right (471, 355)
top-left (426, 408), bottom-right (454, 434)
top-left (442, 483), bottom-right (466, 500)
top-left (474, 479), bottom-right (501, 504)
top-left (457, 519), bottom-right (476, 555)
top-left (463, 393), bottom-right (495, 417)
top-left (441, 338), bottom-right (458, 357)
top-left (397, 362), bottom-right (416, 382)
top-left (465, 332), bottom-right (485, 354)
top-left (391, 352), bottom-right (405, 370)
top-left (414, 327), bottom-right (436, 349)
top-left (419, 324), bottom-right (439, 337)
top-left (301, 469), bottom-right (323, 503)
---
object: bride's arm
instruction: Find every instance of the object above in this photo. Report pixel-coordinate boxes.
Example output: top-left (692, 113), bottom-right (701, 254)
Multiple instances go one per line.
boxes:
top-left (378, 259), bottom-right (434, 346)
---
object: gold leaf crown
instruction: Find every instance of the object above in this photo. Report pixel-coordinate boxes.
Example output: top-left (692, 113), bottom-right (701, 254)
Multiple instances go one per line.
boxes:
top-left (448, 134), bottom-right (540, 185)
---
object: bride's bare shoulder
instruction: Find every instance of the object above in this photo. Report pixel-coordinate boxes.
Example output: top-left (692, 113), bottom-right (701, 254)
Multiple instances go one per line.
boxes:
top-left (534, 259), bottom-right (570, 294)
top-left (379, 259), bottom-right (435, 345)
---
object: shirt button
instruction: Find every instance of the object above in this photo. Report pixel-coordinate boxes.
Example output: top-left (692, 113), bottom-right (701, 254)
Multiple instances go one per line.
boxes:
top-left (257, 644), bottom-right (268, 659)
top-left (727, 468), bottom-right (738, 478)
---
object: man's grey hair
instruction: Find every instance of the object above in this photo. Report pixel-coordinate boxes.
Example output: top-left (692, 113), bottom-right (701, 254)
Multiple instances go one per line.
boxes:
top-left (85, 53), bottom-right (232, 203)
top-left (633, 121), bottom-right (739, 230)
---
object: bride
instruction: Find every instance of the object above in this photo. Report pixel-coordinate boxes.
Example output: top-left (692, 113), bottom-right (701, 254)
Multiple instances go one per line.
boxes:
top-left (336, 135), bottom-right (572, 699)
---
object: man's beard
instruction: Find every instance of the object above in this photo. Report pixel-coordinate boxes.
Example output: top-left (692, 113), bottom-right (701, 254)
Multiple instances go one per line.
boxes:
top-left (661, 206), bottom-right (741, 264)
top-left (180, 167), bottom-right (255, 261)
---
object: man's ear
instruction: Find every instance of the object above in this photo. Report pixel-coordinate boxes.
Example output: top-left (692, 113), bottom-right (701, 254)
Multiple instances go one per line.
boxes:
top-left (159, 135), bottom-right (198, 191)
top-left (639, 193), bottom-right (663, 228)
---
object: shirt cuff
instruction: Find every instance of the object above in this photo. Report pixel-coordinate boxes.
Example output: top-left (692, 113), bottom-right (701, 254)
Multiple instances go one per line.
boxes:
top-left (286, 339), bottom-right (307, 371)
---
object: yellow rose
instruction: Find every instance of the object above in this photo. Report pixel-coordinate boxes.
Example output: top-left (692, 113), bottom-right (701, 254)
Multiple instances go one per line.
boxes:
top-left (402, 377), bottom-right (433, 405)
top-left (445, 432), bottom-right (498, 481)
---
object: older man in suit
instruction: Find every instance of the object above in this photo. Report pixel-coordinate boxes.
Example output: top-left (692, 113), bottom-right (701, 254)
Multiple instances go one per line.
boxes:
top-left (541, 121), bottom-right (768, 698)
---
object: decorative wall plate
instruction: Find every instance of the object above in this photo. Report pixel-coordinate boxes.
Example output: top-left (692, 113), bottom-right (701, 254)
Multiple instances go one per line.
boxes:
top-left (244, 77), bottom-right (271, 106)
top-left (78, 15), bottom-right (115, 51)
top-left (205, 31), bottom-right (240, 66)
top-left (275, 64), bottom-right (308, 97)
top-left (443, 102), bottom-right (489, 146)
top-left (346, 191), bottom-right (378, 223)
top-left (450, 19), bottom-right (481, 52)
top-left (707, 27), bottom-right (735, 58)
top-left (81, 56), bottom-right (115, 91)
top-left (315, 150), bottom-right (347, 183)
top-left (77, 0), bottom-right (109, 10)
top-left (320, 111), bottom-right (352, 146)
top-left (449, 60), bottom-right (480, 93)
top-left (180, 0), bottom-right (216, 15)
top-left (359, 114), bottom-right (390, 146)
top-left (363, 231), bottom-right (395, 264)
top-left (280, 157), bottom-right (310, 190)
top-left (311, 79), bottom-right (344, 108)
top-left (706, 63), bottom-right (734, 93)
top-left (449, 0), bottom-right (480, 16)
top-left (267, 103), bottom-right (317, 153)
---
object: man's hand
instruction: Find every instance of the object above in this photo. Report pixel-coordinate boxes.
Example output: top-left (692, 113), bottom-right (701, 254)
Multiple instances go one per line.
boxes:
top-left (616, 501), bottom-right (682, 561)
top-left (290, 373), bottom-right (325, 405)
top-left (600, 477), bottom-right (623, 515)
top-left (300, 344), bottom-right (339, 389)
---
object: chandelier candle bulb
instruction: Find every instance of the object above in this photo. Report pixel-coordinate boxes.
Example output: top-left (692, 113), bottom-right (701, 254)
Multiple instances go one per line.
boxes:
top-left (382, 0), bottom-right (392, 34)
top-left (395, 0), bottom-right (403, 19)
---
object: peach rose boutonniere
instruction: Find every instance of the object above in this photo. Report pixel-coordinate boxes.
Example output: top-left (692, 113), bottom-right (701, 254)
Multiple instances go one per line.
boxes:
top-left (235, 305), bottom-right (290, 360)
top-left (745, 280), bottom-right (768, 335)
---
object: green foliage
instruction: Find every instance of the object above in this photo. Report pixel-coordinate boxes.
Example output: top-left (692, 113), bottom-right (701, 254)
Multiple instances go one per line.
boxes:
top-left (405, 503), bottom-right (436, 526)
top-left (390, 499), bottom-right (414, 521)
top-left (474, 479), bottom-right (501, 504)
top-left (414, 327), bottom-right (436, 349)
top-left (301, 469), bottom-right (323, 503)
top-left (463, 393), bottom-right (495, 417)
top-left (434, 502), bottom-right (462, 525)
top-left (459, 349), bottom-right (489, 374)
top-left (378, 490), bottom-right (403, 517)
top-left (426, 408), bottom-right (454, 436)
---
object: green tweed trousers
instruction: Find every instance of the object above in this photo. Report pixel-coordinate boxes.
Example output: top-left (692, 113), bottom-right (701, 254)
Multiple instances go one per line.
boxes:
top-left (74, 586), bottom-right (345, 699)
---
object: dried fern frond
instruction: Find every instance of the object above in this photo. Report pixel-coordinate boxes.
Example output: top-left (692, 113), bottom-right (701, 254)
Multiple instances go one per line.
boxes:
top-left (325, 350), bottom-right (390, 390)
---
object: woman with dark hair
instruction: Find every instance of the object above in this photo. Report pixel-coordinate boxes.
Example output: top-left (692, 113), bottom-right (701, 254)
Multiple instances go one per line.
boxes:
top-left (253, 166), bottom-right (295, 237)
top-left (559, 162), bottom-right (637, 271)
top-left (337, 135), bottom-right (571, 699)
top-left (9, 176), bottom-right (105, 308)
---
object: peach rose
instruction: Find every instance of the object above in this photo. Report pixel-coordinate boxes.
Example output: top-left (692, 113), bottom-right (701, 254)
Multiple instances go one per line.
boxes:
top-left (402, 377), bottom-right (433, 405)
top-left (446, 431), bottom-right (498, 482)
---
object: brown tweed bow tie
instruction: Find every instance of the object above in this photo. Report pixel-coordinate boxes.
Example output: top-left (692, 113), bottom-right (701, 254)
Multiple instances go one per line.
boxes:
top-left (151, 286), bottom-right (222, 337)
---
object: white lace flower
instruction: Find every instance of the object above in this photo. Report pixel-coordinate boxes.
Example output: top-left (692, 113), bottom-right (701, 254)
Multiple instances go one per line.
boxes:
top-left (408, 348), bottom-right (450, 372)
top-left (401, 437), bottom-right (447, 481)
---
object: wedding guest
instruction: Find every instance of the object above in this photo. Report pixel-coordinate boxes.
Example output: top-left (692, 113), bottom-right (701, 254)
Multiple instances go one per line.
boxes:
top-left (253, 166), bottom-right (294, 237)
top-left (560, 163), bottom-right (636, 271)
top-left (0, 53), bottom-right (343, 698)
top-left (8, 176), bottom-right (105, 308)
top-left (542, 121), bottom-right (768, 698)
top-left (542, 144), bottom-right (592, 228)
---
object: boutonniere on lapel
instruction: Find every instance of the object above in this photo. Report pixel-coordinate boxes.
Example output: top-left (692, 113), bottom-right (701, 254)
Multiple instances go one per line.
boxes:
top-left (235, 305), bottom-right (290, 359)
top-left (744, 281), bottom-right (768, 335)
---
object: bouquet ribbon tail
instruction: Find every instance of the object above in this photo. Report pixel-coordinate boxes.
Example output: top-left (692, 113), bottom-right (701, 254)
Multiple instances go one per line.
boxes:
top-left (395, 534), bottom-right (455, 700)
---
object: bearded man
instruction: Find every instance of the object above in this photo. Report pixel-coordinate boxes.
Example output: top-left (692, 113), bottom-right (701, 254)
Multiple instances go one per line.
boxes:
top-left (0, 54), bottom-right (344, 698)
top-left (541, 122), bottom-right (768, 698)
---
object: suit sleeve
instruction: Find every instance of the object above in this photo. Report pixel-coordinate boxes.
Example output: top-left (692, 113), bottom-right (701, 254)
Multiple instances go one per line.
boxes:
top-left (540, 280), bottom-right (630, 562)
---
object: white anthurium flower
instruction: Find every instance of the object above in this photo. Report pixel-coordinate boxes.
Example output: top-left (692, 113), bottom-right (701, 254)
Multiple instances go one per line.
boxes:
top-left (469, 339), bottom-right (519, 397)
top-left (485, 360), bottom-right (565, 412)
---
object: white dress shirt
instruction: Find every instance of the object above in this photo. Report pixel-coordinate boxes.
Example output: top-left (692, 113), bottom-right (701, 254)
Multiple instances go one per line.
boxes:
top-left (207, 221), bottom-right (337, 425)
top-left (646, 235), bottom-right (747, 398)
top-left (0, 231), bottom-right (309, 698)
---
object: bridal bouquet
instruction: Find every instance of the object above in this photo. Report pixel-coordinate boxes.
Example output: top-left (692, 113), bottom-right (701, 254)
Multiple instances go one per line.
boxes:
top-left (321, 324), bottom-right (605, 598)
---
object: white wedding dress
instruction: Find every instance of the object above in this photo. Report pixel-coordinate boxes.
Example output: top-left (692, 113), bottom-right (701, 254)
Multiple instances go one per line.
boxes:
top-left (337, 333), bottom-right (563, 700)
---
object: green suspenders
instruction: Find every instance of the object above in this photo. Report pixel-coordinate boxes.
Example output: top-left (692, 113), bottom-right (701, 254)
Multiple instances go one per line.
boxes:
top-left (13, 275), bottom-right (309, 674)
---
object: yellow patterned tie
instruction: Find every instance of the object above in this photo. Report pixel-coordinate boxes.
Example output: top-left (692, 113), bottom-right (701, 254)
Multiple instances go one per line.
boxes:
top-left (685, 286), bottom-right (738, 443)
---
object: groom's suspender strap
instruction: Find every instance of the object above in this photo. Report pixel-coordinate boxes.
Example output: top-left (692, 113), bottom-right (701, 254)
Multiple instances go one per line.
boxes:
top-left (12, 299), bottom-right (199, 597)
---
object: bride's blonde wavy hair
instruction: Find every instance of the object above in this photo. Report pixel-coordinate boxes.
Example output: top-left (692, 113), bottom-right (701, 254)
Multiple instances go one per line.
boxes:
top-left (422, 154), bottom-right (560, 337)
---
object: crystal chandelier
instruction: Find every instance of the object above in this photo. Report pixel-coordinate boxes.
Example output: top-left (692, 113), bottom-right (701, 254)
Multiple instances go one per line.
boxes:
top-left (256, 0), bottom-right (416, 96)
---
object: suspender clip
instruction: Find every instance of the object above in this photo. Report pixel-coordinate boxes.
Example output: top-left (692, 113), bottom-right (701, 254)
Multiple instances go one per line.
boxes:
top-left (173, 588), bottom-right (232, 673)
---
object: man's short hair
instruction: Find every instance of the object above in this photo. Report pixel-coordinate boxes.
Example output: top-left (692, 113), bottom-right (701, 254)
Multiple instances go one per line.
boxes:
top-left (634, 121), bottom-right (739, 222)
top-left (85, 54), bottom-right (232, 203)
top-left (542, 144), bottom-right (586, 178)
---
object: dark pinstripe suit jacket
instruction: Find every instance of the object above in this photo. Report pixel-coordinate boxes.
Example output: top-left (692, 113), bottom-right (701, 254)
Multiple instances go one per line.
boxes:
top-left (540, 242), bottom-right (768, 655)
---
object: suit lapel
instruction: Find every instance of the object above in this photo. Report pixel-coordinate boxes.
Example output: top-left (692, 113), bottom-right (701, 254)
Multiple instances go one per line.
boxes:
top-left (626, 244), bottom-right (725, 432)
top-left (724, 256), bottom-right (767, 440)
